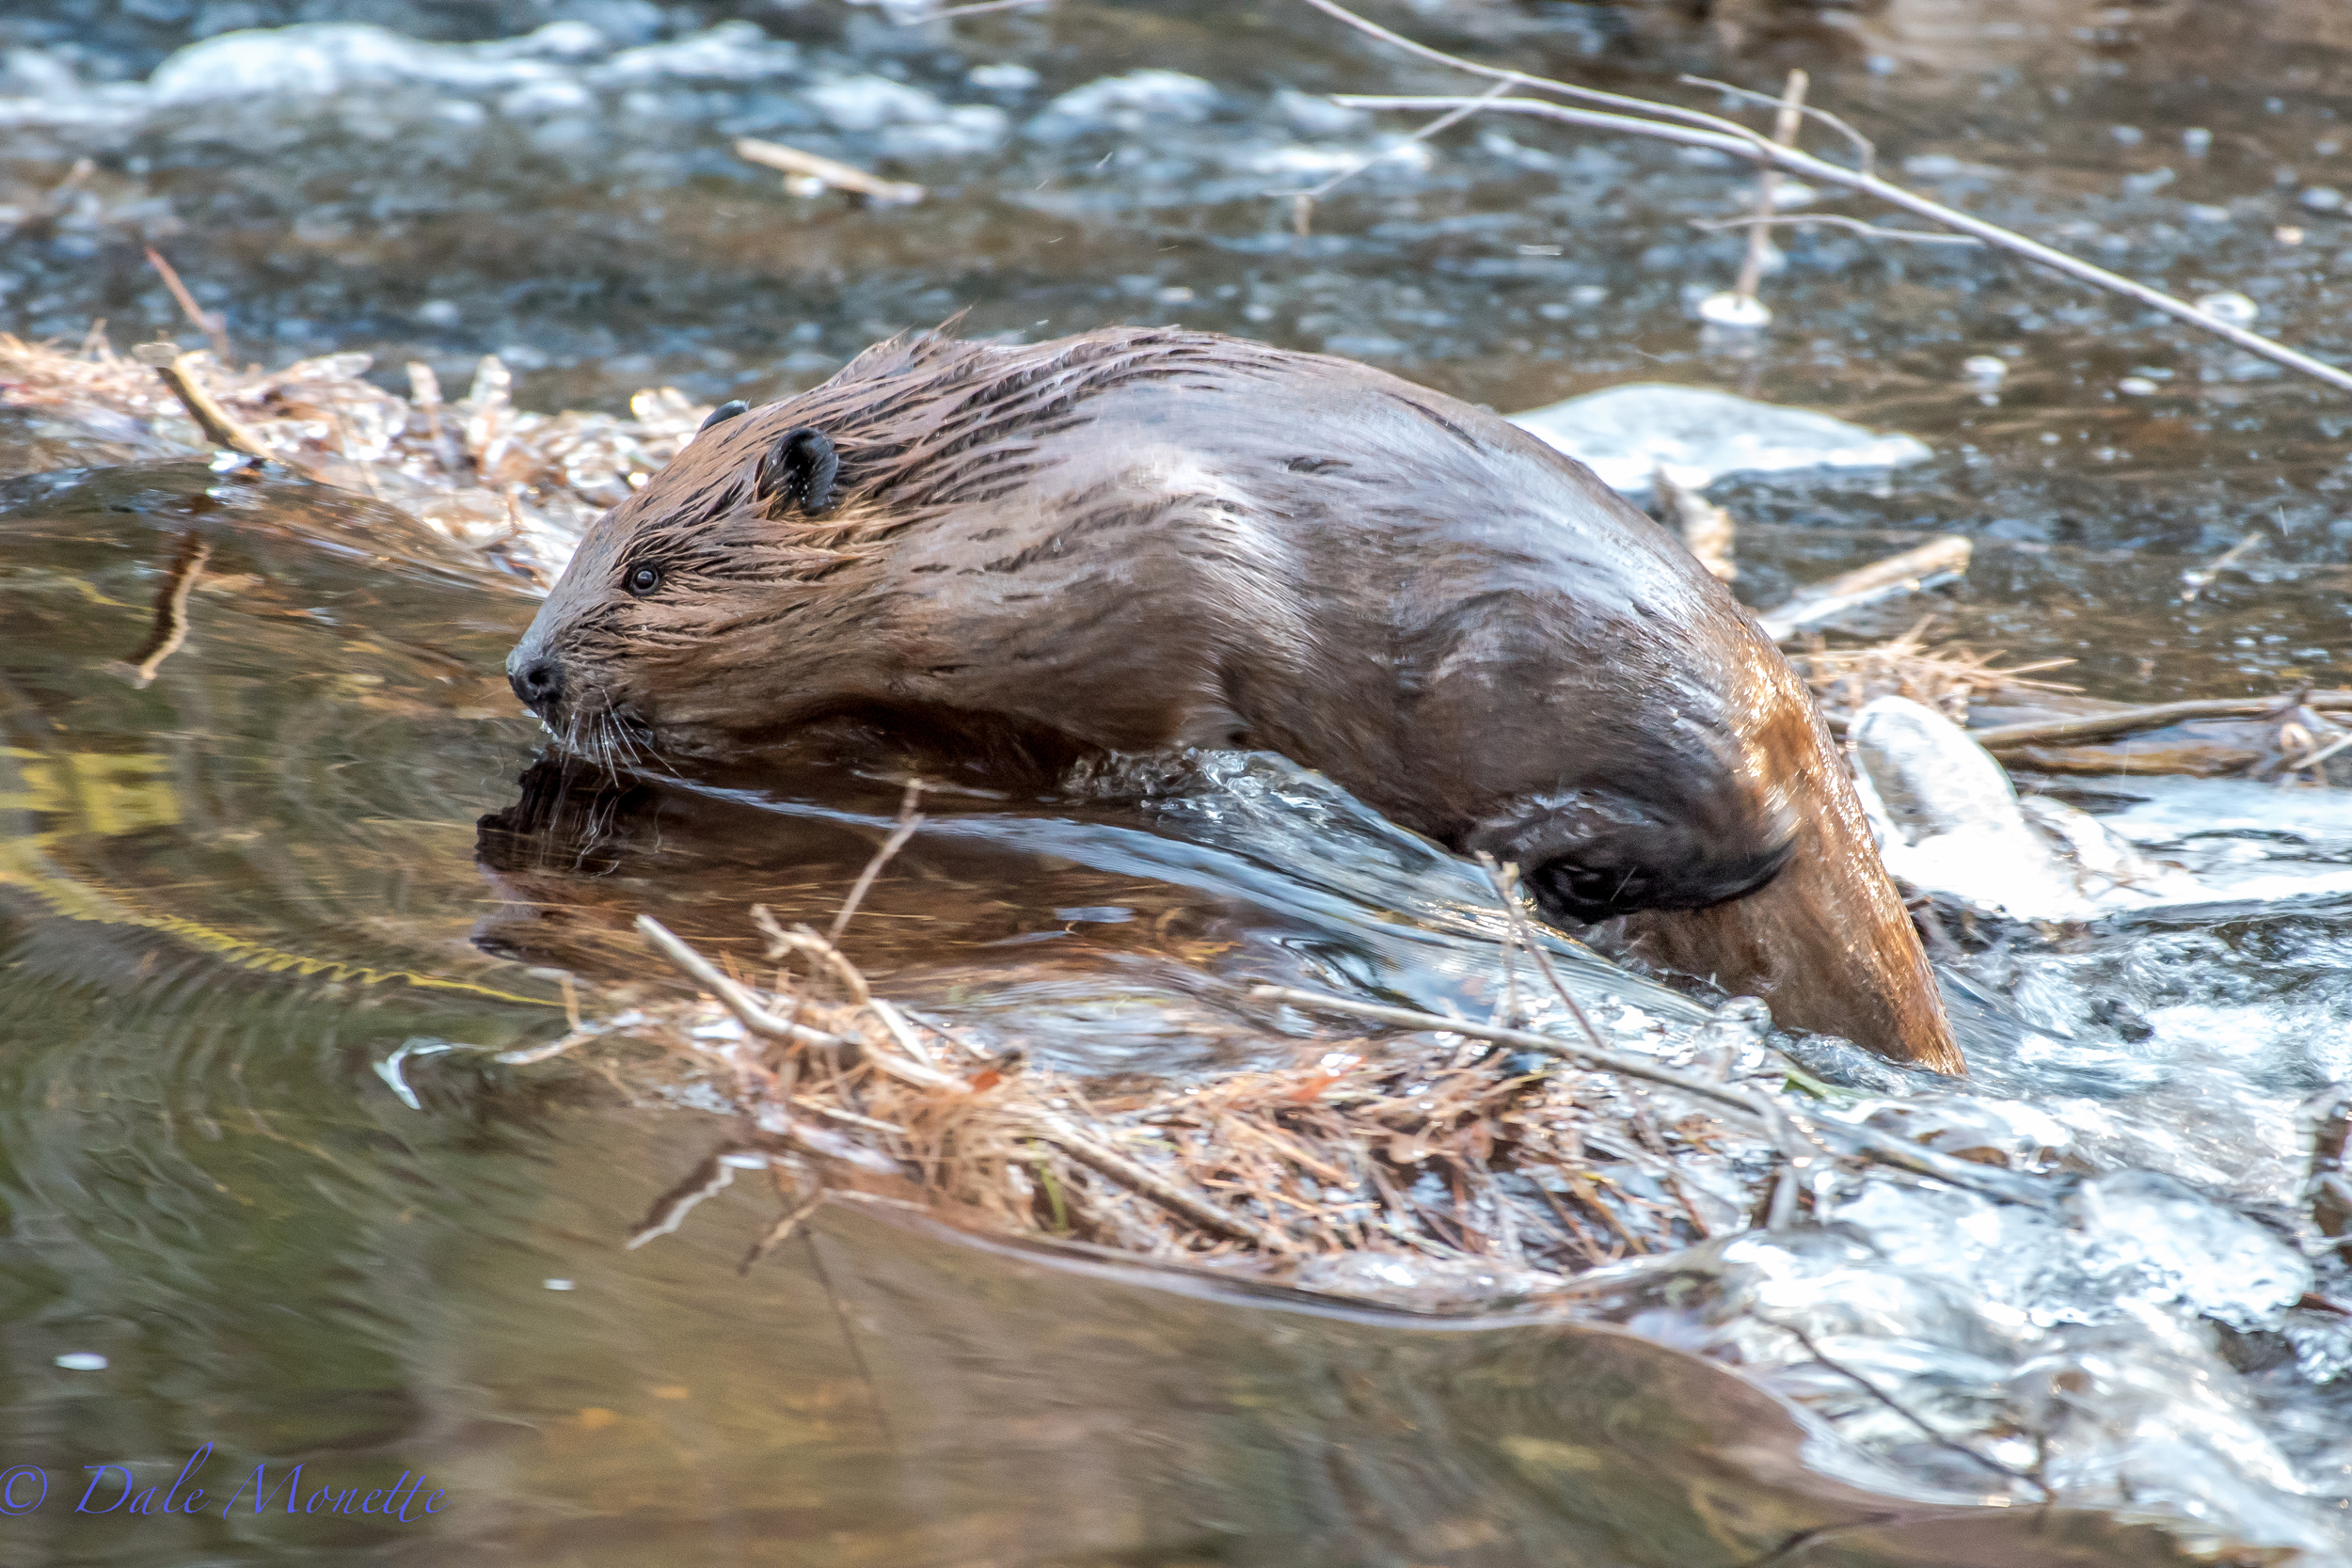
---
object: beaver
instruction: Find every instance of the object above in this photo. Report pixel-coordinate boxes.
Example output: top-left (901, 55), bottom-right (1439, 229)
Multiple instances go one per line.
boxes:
top-left (506, 327), bottom-right (1961, 1073)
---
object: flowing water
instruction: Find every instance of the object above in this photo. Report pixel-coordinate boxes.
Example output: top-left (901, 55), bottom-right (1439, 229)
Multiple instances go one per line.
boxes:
top-left (9, 1), bottom-right (2352, 1562)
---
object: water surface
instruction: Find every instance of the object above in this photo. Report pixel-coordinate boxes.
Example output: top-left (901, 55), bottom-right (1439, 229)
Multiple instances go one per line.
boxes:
top-left (10, 1), bottom-right (2352, 1561)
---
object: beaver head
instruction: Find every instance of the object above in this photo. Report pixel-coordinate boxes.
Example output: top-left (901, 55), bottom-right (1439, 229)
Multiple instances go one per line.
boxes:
top-left (505, 393), bottom-right (877, 761)
top-left (507, 327), bottom-right (1958, 1071)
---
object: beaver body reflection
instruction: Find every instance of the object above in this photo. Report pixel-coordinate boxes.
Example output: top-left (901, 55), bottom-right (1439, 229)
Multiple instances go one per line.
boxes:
top-left (505, 328), bottom-right (1960, 1072)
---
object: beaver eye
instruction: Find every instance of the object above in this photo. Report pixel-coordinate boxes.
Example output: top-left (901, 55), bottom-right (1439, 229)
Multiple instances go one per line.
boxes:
top-left (624, 562), bottom-right (663, 597)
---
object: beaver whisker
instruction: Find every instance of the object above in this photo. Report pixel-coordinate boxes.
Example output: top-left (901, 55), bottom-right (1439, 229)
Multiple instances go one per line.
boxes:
top-left (604, 710), bottom-right (659, 777)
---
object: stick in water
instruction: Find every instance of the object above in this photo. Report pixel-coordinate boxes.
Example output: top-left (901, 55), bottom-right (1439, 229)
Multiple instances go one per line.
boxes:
top-left (144, 247), bottom-right (232, 366)
top-left (1756, 537), bottom-right (1973, 641)
top-left (1718, 70), bottom-right (1809, 326)
top-left (1297, 0), bottom-right (2352, 395)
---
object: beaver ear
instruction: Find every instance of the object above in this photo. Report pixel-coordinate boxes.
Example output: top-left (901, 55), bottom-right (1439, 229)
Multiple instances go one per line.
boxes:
top-left (758, 427), bottom-right (839, 517)
top-left (699, 399), bottom-right (749, 433)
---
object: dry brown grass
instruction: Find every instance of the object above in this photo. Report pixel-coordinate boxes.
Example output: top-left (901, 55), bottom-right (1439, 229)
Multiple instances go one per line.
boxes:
top-left (1788, 616), bottom-right (2079, 722)
top-left (544, 909), bottom-right (1770, 1295)
top-left (0, 331), bottom-right (712, 585)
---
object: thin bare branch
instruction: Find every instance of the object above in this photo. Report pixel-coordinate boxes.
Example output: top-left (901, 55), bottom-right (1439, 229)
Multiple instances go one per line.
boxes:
top-left (1034, 1111), bottom-right (1288, 1250)
top-left (1332, 89), bottom-right (2352, 394)
top-left (2181, 531), bottom-right (2263, 603)
top-left (1299, 0), bottom-right (2352, 391)
top-left (1476, 855), bottom-right (1611, 1060)
top-left (1756, 536), bottom-right (1974, 642)
top-left (739, 1188), bottom-right (827, 1275)
top-left (914, 0), bottom-right (1049, 17)
top-left (735, 137), bottom-right (925, 204)
top-left (143, 247), bottom-right (232, 366)
top-left (2286, 728), bottom-right (2352, 773)
top-left (1692, 214), bottom-right (1981, 247)
top-left (131, 343), bottom-right (271, 460)
top-left (1968, 692), bottom-right (2352, 751)
top-left (831, 781), bottom-right (925, 941)
top-left (1303, 0), bottom-right (1774, 152)
top-left (1730, 71), bottom-right (1808, 311)
top-left (1679, 74), bottom-right (1876, 174)
top-left (1272, 77), bottom-right (1515, 201)
top-left (1779, 1321), bottom-right (2050, 1498)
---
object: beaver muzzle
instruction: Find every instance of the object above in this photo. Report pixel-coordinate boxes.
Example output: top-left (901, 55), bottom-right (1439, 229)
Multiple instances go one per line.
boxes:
top-left (508, 651), bottom-right (565, 720)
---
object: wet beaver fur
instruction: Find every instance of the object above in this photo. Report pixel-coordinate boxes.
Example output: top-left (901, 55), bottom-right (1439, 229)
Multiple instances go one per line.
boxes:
top-left (508, 327), bottom-right (1960, 1072)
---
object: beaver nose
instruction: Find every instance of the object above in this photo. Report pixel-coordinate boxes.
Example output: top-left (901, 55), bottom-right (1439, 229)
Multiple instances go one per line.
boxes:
top-left (509, 656), bottom-right (565, 713)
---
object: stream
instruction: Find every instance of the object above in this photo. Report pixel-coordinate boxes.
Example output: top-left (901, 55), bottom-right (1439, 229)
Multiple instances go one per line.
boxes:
top-left (8, 1), bottom-right (2352, 1563)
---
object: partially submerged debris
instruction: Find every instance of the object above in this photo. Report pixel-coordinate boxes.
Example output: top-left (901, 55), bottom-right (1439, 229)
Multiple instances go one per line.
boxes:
top-left (735, 136), bottom-right (926, 203)
top-left (564, 800), bottom-right (2058, 1291)
top-left (616, 907), bottom-right (1767, 1275)
top-left (0, 331), bottom-right (714, 587)
top-left (2181, 531), bottom-right (2264, 604)
top-left (1757, 535), bottom-right (1972, 641)
top-left (1969, 689), bottom-right (2352, 781)
top-left (1652, 463), bottom-right (1736, 581)
top-left (1854, 693), bottom-right (2352, 917)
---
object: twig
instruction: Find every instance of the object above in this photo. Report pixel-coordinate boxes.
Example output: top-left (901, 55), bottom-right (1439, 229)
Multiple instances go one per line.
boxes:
top-left (1678, 73), bottom-right (1876, 173)
top-left (2286, 728), bottom-right (2352, 773)
top-left (1296, 0), bottom-right (2352, 394)
top-left (1779, 1321), bottom-right (2050, 1498)
top-left (739, 1188), bottom-right (827, 1275)
top-left (1259, 982), bottom-right (1745, 1113)
top-left (1339, 88), bottom-right (2352, 391)
top-left (754, 908), bottom-right (872, 1005)
top-left (1748, 1089), bottom-right (1821, 1228)
top-left (830, 780), bottom-right (924, 941)
top-left (634, 914), bottom-right (978, 1099)
top-left (865, 996), bottom-right (939, 1067)
top-left (1248, 984), bottom-right (2040, 1204)
top-left (1692, 214), bottom-right (1980, 247)
top-left (1756, 537), bottom-right (1972, 641)
top-left (639, 914), bottom-right (850, 1049)
top-left (131, 343), bottom-right (272, 461)
top-left (911, 0), bottom-right (1050, 16)
top-left (1032, 1111), bottom-right (1287, 1249)
top-left (1273, 77), bottom-right (1515, 204)
top-left (144, 247), bottom-right (232, 366)
top-left (117, 531), bottom-right (209, 689)
top-left (1493, 914), bottom-right (1522, 1027)
top-left (1652, 466), bottom-right (1736, 581)
top-left (1305, 0), bottom-right (1771, 151)
top-left (792, 1097), bottom-right (906, 1135)
top-left (735, 137), bottom-right (925, 204)
top-left (2181, 531), bottom-right (2263, 603)
top-left (1969, 692), bottom-right (2352, 751)
top-left (494, 1025), bottom-right (603, 1066)
top-left (405, 362), bottom-right (466, 474)
top-left (1729, 71), bottom-right (1808, 316)
top-left (767, 1114), bottom-right (913, 1179)
top-left (1476, 855), bottom-right (1612, 1060)
top-left (633, 912), bottom-right (1288, 1253)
